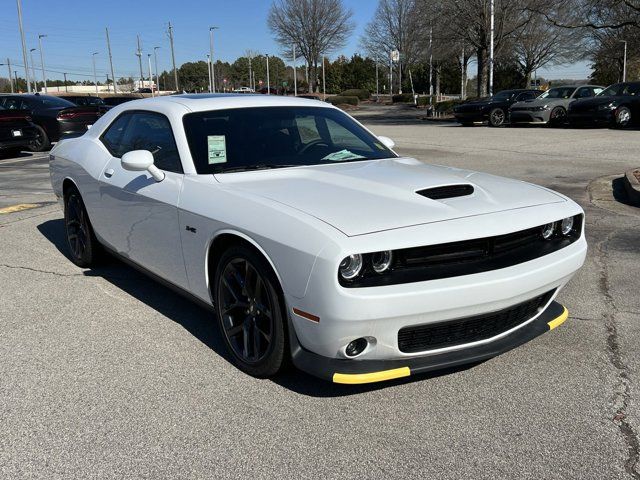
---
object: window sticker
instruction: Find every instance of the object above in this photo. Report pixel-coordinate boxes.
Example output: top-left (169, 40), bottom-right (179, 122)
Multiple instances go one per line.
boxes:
top-left (207, 135), bottom-right (227, 164)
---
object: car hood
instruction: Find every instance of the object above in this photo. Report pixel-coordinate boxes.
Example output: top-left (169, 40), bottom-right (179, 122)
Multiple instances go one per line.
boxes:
top-left (215, 158), bottom-right (566, 236)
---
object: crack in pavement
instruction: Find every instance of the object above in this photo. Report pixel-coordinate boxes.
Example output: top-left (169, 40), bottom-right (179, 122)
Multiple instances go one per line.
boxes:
top-left (0, 264), bottom-right (86, 277)
top-left (595, 229), bottom-right (640, 479)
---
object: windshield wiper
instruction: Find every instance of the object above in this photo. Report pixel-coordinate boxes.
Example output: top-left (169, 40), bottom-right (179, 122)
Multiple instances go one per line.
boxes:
top-left (216, 164), bottom-right (298, 173)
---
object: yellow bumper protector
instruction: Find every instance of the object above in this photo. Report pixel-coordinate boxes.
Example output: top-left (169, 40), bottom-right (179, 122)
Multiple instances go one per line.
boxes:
top-left (547, 307), bottom-right (569, 330)
top-left (333, 366), bottom-right (410, 385)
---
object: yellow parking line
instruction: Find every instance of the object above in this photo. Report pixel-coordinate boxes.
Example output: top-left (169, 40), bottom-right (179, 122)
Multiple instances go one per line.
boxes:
top-left (0, 203), bottom-right (40, 214)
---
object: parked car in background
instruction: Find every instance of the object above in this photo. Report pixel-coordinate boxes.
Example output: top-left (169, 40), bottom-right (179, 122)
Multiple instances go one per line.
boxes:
top-left (0, 105), bottom-right (37, 157)
top-left (232, 87), bottom-right (254, 93)
top-left (102, 96), bottom-right (141, 107)
top-left (60, 95), bottom-right (108, 107)
top-left (453, 89), bottom-right (543, 127)
top-left (568, 82), bottom-right (640, 128)
top-left (0, 94), bottom-right (104, 151)
top-left (49, 94), bottom-right (585, 384)
top-left (510, 85), bottom-right (604, 126)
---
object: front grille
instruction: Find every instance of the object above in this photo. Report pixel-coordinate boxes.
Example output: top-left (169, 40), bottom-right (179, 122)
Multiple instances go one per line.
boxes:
top-left (417, 184), bottom-right (474, 200)
top-left (397, 290), bottom-right (555, 353)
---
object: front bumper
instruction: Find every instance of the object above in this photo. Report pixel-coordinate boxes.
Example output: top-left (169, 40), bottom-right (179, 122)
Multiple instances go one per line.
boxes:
top-left (454, 111), bottom-right (486, 123)
top-left (292, 301), bottom-right (568, 384)
top-left (510, 110), bottom-right (550, 124)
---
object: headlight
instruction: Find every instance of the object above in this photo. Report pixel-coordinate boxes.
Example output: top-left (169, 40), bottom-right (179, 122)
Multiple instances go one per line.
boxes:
top-left (598, 102), bottom-right (615, 111)
top-left (541, 223), bottom-right (555, 239)
top-left (371, 251), bottom-right (393, 273)
top-left (339, 254), bottom-right (363, 280)
top-left (532, 105), bottom-right (549, 111)
top-left (560, 217), bottom-right (574, 236)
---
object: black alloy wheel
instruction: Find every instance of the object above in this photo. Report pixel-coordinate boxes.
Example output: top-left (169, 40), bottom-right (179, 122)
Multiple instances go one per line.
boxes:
top-left (30, 125), bottom-right (50, 152)
top-left (549, 106), bottom-right (567, 126)
top-left (64, 187), bottom-right (101, 267)
top-left (615, 106), bottom-right (631, 128)
top-left (489, 108), bottom-right (506, 127)
top-left (214, 246), bottom-right (286, 377)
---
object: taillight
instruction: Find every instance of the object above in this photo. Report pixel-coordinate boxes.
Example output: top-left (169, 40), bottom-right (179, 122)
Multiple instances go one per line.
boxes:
top-left (0, 115), bottom-right (30, 122)
top-left (57, 111), bottom-right (95, 120)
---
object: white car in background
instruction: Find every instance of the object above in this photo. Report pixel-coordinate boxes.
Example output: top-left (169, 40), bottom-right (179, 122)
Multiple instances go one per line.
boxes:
top-left (232, 87), bottom-right (254, 93)
top-left (49, 94), bottom-right (586, 384)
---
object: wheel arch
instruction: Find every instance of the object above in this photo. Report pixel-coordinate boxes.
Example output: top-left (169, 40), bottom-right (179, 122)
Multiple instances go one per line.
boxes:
top-left (205, 229), bottom-right (286, 305)
top-left (62, 177), bottom-right (80, 197)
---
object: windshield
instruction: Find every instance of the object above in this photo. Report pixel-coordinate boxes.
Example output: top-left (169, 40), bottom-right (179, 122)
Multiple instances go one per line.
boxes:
top-left (492, 91), bottom-right (515, 101)
top-left (183, 106), bottom-right (397, 174)
top-left (539, 87), bottom-right (576, 99)
top-left (598, 83), bottom-right (640, 97)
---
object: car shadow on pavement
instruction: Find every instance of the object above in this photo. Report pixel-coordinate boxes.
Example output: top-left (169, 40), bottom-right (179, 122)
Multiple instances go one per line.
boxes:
top-left (37, 218), bottom-right (479, 397)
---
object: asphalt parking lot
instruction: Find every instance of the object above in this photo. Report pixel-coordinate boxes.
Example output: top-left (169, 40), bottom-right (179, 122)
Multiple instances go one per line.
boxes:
top-left (1, 105), bottom-right (640, 479)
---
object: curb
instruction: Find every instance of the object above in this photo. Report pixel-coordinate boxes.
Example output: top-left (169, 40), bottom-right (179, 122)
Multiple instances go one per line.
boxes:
top-left (623, 169), bottom-right (640, 207)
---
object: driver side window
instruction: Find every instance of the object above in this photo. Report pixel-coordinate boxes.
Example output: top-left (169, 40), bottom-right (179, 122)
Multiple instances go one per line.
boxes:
top-left (101, 111), bottom-right (183, 173)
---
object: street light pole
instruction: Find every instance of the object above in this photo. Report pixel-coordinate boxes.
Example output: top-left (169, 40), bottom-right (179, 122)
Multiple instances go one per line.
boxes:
top-left (147, 54), bottom-right (154, 97)
top-left (375, 61), bottom-right (379, 100)
top-left (92, 52), bottom-right (99, 95)
top-left (322, 55), bottom-right (326, 100)
top-left (154, 47), bottom-right (160, 94)
top-left (29, 48), bottom-right (37, 92)
top-left (489, 0), bottom-right (495, 96)
top-left (293, 44), bottom-right (297, 96)
top-left (16, 0), bottom-right (31, 93)
top-left (621, 40), bottom-right (627, 82)
top-left (209, 26), bottom-right (218, 93)
top-left (206, 54), bottom-right (212, 93)
top-left (248, 55), bottom-right (253, 91)
top-left (105, 28), bottom-right (116, 94)
top-left (63, 72), bottom-right (68, 93)
top-left (38, 34), bottom-right (47, 93)
top-left (266, 54), bottom-right (270, 94)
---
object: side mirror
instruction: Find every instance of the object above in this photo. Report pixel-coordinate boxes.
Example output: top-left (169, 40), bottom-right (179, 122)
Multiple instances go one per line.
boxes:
top-left (378, 136), bottom-right (395, 150)
top-left (121, 150), bottom-right (165, 182)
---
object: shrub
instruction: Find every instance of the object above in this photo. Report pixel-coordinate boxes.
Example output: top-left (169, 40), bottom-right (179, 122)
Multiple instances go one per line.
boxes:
top-left (435, 99), bottom-right (466, 114)
top-left (392, 93), bottom-right (415, 103)
top-left (340, 89), bottom-right (370, 100)
top-left (326, 95), bottom-right (359, 106)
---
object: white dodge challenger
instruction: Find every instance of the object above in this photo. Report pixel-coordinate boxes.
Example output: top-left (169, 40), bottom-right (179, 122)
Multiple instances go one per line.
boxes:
top-left (49, 94), bottom-right (586, 384)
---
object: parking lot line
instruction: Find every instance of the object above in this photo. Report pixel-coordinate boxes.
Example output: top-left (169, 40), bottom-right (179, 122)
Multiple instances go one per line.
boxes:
top-left (0, 203), bottom-right (40, 214)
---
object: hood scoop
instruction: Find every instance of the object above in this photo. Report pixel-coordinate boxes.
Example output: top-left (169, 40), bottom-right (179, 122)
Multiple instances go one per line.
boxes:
top-left (416, 184), bottom-right (474, 200)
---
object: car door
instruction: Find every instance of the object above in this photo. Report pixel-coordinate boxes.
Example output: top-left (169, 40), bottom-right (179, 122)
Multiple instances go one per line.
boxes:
top-left (97, 110), bottom-right (188, 289)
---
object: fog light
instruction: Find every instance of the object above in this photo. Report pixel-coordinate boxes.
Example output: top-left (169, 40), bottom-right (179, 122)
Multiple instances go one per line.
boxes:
top-left (339, 254), bottom-right (363, 280)
top-left (541, 223), bottom-right (555, 240)
top-left (371, 250), bottom-right (393, 273)
top-left (560, 217), bottom-right (574, 236)
top-left (345, 338), bottom-right (368, 357)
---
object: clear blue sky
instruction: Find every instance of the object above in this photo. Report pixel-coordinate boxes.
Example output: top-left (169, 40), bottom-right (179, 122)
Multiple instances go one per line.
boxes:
top-left (0, 0), bottom-right (589, 84)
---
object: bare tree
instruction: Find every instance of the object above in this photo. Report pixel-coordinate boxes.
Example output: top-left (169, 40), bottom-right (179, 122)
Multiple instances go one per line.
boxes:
top-left (268, 0), bottom-right (355, 92)
top-left (361, 0), bottom-right (423, 93)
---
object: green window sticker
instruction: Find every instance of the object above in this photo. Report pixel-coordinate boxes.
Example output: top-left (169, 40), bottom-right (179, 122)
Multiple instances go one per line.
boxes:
top-left (207, 135), bottom-right (227, 164)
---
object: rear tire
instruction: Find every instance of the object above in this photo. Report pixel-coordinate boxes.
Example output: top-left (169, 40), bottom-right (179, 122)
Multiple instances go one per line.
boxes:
top-left (549, 106), bottom-right (567, 127)
top-left (488, 108), bottom-right (506, 127)
top-left (63, 186), bottom-right (103, 267)
top-left (214, 245), bottom-right (287, 378)
top-left (30, 125), bottom-right (50, 152)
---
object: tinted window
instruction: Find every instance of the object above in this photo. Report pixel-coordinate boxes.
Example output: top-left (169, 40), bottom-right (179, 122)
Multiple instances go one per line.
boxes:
top-left (38, 96), bottom-right (76, 108)
top-left (0, 97), bottom-right (29, 109)
top-left (183, 106), bottom-right (397, 174)
top-left (493, 91), bottom-right (516, 101)
top-left (101, 111), bottom-right (182, 173)
top-left (516, 91), bottom-right (538, 101)
top-left (575, 88), bottom-right (594, 98)
top-left (597, 83), bottom-right (640, 97)
top-left (539, 87), bottom-right (576, 99)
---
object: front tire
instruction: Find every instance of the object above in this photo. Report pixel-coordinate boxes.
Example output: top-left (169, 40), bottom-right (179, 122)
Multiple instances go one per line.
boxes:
top-left (488, 108), bottom-right (506, 127)
top-left (214, 245), bottom-right (287, 378)
top-left (549, 106), bottom-right (566, 126)
top-left (614, 106), bottom-right (631, 128)
top-left (63, 186), bottom-right (102, 267)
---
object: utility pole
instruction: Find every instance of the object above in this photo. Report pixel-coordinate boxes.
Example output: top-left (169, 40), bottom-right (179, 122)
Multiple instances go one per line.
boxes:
top-left (154, 47), bottom-right (160, 94)
top-left (375, 61), bottom-right (379, 100)
top-left (136, 35), bottom-right (143, 90)
top-left (489, 0), bottom-right (495, 96)
top-left (29, 49), bottom-right (37, 92)
top-left (147, 54), bottom-right (154, 96)
top-left (389, 54), bottom-right (393, 96)
top-left (2, 59), bottom-right (14, 92)
top-left (105, 28), bottom-right (116, 94)
top-left (106, 75), bottom-right (110, 93)
top-left (322, 55), bottom-right (326, 100)
top-left (209, 26), bottom-right (218, 93)
top-left (398, 53), bottom-right (402, 94)
top-left (266, 54), bottom-right (270, 94)
top-left (16, 0), bottom-right (31, 93)
top-left (92, 52), bottom-right (99, 95)
top-left (429, 26), bottom-right (433, 106)
top-left (206, 54), bottom-right (212, 93)
top-left (292, 44), bottom-right (297, 96)
top-left (168, 22), bottom-right (179, 91)
top-left (63, 72), bottom-right (68, 92)
top-left (621, 40), bottom-right (627, 82)
top-left (248, 55), bottom-right (253, 90)
top-left (38, 34), bottom-right (47, 93)
top-left (461, 45), bottom-right (465, 100)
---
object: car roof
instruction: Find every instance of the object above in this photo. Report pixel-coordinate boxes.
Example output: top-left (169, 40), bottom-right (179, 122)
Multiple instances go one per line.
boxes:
top-left (132, 93), bottom-right (332, 113)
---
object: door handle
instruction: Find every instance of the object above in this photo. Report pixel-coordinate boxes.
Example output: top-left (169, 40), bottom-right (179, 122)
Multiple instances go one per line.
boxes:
top-left (104, 168), bottom-right (114, 178)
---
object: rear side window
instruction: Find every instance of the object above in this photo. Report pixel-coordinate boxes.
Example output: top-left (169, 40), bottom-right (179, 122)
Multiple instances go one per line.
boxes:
top-left (0, 97), bottom-right (30, 110)
top-left (516, 91), bottom-right (538, 101)
top-left (100, 111), bottom-right (183, 173)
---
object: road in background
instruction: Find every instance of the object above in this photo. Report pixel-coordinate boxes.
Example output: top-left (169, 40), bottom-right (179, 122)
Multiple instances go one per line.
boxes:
top-left (1, 106), bottom-right (639, 479)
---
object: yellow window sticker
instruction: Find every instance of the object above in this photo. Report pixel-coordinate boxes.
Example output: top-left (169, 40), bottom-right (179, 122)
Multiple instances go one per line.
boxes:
top-left (208, 135), bottom-right (227, 164)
